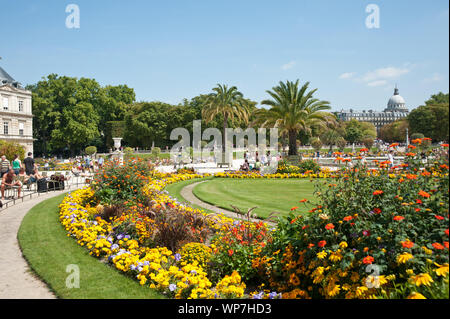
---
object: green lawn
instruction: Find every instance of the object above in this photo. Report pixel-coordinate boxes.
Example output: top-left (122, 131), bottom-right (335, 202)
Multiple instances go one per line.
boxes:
top-left (192, 178), bottom-right (317, 219)
top-left (164, 177), bottom-right (216, 215)
top-left (18, 193), bottom-right (165, 299)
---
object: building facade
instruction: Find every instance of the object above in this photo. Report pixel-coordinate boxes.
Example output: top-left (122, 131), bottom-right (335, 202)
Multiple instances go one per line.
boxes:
top-left (337, 87), bottom-right (409, 132)
top-left (0, 66), bottom-right (33, 155)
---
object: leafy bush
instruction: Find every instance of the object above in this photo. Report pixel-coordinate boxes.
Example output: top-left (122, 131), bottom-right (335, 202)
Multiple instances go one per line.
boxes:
top-left (179, 242), bottom-right (212, 270)
top-left (0, 140), bottom-right (25, 161)
top-left (92, 159), bottom-right (154, 205)
top-left (255, 148), bottom-right (449, 298)
top-left (151, 147), bottom-right (161, 157)
top-left (298, 160), bottom-right (320, 173)
top-left (85, 146), bottom-right (97, 155)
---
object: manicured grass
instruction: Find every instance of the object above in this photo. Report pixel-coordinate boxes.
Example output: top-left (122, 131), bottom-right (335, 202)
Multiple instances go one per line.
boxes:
top-left (192, 179), bottom-right (317, 219)
top-left (18, 193), bottom-right (165, 299)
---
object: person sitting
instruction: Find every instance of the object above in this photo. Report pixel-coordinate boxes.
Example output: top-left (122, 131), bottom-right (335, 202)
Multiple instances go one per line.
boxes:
top-left (71, 165), bottom-right (81, 177)
top-left (27, 168), bottom-right (44, 188)
top-left (1, 169), bottom-right (22, 200)
top-left (240, 159), bottom-right (250, 172)
top-left (17, 167), bottom-right (30, 185)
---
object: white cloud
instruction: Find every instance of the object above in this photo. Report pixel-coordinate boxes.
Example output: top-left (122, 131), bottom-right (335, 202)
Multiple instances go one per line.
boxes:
top-left (281, 61), bottom-right (296, 70)
top-left (339, 72), bottom-right (356, 79)
top-left (361, 66), bottom-right (410, 82)
top-left (367, 80), bottom-right (388, 87)
top-left (423, 73), bottom-right (443, 83)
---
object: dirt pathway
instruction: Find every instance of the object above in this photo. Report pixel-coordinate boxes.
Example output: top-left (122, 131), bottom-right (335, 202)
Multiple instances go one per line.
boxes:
top-left (179, 180), bottom-right (275, 226)
top-left (0, 188), bottom-right (80, 299)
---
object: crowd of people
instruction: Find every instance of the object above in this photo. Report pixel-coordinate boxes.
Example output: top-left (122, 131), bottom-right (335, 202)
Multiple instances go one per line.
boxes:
top-left (0, 152), bottom-right (40, 204)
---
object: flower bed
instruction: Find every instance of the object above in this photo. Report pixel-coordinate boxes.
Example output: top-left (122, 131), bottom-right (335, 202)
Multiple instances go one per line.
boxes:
top-left (59, 142), bottom-right (449, 299)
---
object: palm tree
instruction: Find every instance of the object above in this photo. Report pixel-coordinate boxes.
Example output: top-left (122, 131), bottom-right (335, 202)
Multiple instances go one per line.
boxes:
top-left (202, 84), bottom-right (251, 160)
top-left (254, 80), bottom-right (334, 156)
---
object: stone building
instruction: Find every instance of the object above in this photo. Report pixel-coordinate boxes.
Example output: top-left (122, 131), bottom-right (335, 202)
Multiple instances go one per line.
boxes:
top-left (337, 86), bottom-right (409, 132)
top-left (0, 66), bottom-right (33, 155)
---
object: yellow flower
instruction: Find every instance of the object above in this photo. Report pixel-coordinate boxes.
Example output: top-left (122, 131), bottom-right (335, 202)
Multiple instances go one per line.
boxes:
top-left (407, 292), bottom-right (426, 299)
top-left (410, 273), bottom-right (434, 287)
top-left (317, 251), bottom-right (327, 259)
top-left (434, 263), bottom-right (449, 277)
top-left (339, 241), bottom-right (348, 249)
top-left (397, 252), bottom-right (414, 264)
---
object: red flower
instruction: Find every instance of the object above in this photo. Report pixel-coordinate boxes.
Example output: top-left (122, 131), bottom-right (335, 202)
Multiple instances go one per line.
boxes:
top-left (444, 242), bottom-right (449, 249)
top-left (318, 240), bottom-right (327, 248)
top-left (291, 206), bottom-right (299, 211)
top-left (393, 216), bottom-right (405, 221)
top-left (325, 223), bottom-right (335, 230)
top-left (445, 229), bottom-right (449, 236)
top-left (343, 216), bottom-right (353, 221)
top-left (401, 240), bottom-right (414, 248)
top-left (435, 215), bottom-right (445, 221)
top-left (362, 230), bottom-right (371, 237)
top-left (442, 143), bottom-right (449, 148)
top-left (373, 190), bottom-right (383, 196)
top-left (299, 199), bottom-right (308, 203)
top-left (363, 256), bottom-right (374, 264)
top-left (373, 208), bottom-right (382, 214)
top-left (416, 199), bottom-right (422, 204)
top-left (432, 243), bottom-right (444, 250)
top-left (228, 249), bottom-right (234, 256)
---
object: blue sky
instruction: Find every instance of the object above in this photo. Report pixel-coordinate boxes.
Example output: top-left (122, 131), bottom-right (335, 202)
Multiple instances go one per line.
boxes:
top-left (1, 0), bottom-right (448, 112)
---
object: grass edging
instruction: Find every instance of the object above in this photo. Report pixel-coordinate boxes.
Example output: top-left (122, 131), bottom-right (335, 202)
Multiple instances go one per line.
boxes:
top-left (164, 176), bottom-right (216, 215)
top-left (17, 192), bottom-right (165, 299)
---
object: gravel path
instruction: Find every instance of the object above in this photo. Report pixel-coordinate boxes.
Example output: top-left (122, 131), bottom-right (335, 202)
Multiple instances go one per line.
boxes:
top-left (179, 180), bottom-right (275, 225)
top-left (0, 188), bottom-right (80, 299)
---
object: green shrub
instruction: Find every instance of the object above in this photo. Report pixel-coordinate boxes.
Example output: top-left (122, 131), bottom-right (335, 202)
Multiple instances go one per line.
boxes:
top-left (0, 140), bottom-right (25, 161)
top-left (85, 146), bottom-right (97, 156)
top-left (151, 147), bottom-right (161, 157)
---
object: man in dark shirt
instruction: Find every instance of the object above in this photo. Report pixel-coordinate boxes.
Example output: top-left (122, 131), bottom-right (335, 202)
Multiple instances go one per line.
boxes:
top-left (23, 152), bottom-right (36, 176)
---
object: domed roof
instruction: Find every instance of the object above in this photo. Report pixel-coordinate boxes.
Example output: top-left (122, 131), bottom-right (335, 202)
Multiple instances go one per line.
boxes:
top-left (386, 86), bottom-right (407, 112)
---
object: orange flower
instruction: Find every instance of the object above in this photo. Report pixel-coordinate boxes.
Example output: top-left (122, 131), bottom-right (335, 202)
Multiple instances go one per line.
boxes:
top-left (299, 199), bottom-right (308, 203)
top-left (228, 249), bottom-right (234, 256)
top-left (363, 256), bottom-right (374, 264)
top-left (411, 138), bottom-right (422, 144)
top-left (389, 143), bottom-right (399, 148)
top-left (442, 143), bottom-right (449, 148)
top-left (393, 216), bottom-right (405, 221)
top-left (318, 240), bottom-right (327, 248)
top-left (373, 190), bottom-right (384, 196)
top-left (418, 190), bottom-right (431, 198)
top-left (432, 243), bottom-right (444, 250)
top-left (325, 223), bottom-right (335, 230)
top-left (343, 216), bottom-right (353, 222)
top-left (401, 240), bottom-right (414, 248)
top-left (291, 206), bottom-right (299, 211)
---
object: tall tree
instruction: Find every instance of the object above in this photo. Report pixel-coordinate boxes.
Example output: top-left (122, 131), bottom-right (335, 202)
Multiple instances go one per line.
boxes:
top-left (202, 84), bottom-right (251, 155)
top-left (254, 80), bottom-right (334, 156)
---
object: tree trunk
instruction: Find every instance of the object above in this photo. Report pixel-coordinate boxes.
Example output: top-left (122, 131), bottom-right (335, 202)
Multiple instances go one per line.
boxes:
top-left (288, 129), bottom-right (298, 156)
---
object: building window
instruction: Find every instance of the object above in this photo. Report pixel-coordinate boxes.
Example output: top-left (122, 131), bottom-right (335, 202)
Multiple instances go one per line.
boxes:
top-left (19, 122), bottom-right (24, 136)
top-left (3, 121), bottom-right (9, 135)
top-left (2, 97), bottom-right (8, 110)
top-left (18, 100), bottom-right (24, 112)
